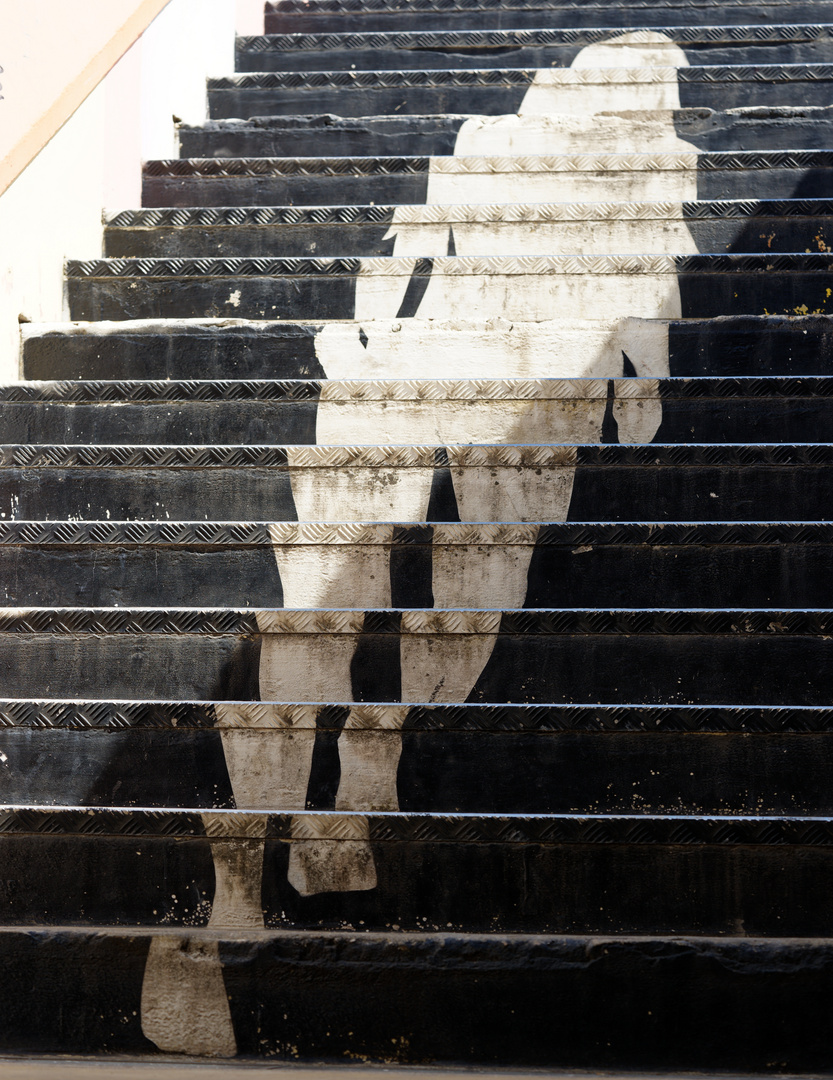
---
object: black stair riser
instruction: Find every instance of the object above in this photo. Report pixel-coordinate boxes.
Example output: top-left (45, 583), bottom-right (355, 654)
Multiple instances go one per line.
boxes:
top-left (177, 109), bottom-right (833, 157)
top-left (6, 726), bottom-right (833, 816)
top-left (7, 396), bottom-right (833, 444)
top-left (0, 402), bottom-right (318, 446)
top-left (236, 34), bottom-right (833, 72)
top-left (102, 214), bottom-right (833, 259)
top-left (1, 930), bottom-right (833, 1068)
top-left (3, 627), bottom-right (833, 702)
top-left (1, 831), bottom-right (833, 935)
top-left (141, 165), bottom-right (833, 208)
top-left (178, 116), bottom-right (465, 159)
top-left (65, 270), bottom-right (833, 323)
top-left (21, 318), bottom-right (833, 381)
top-left (206, 75), bottom-right (833, 122)
top-left (22, 323), bottom-right (329, 381)
top-left (3, 462), bottom-right (833, 521)
top-left (12, 536), bottom-right (833, 608)
top-left (264, 1), bottom-right (833, 32)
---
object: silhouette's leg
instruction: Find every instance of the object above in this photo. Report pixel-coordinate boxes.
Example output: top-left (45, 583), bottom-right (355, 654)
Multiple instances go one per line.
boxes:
top-left (260, 428), bottom-right (435, 895)
top-left (403, 452), bottom-right (578, 707)
top-left (141, 934), bottom-right (237, 1058)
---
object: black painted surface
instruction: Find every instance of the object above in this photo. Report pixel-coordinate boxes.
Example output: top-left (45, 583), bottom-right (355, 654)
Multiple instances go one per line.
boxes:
top-left (141, 160), bottom-right (833, 208)
top-left (177, 116), bottom-right (465, 159)
top-left (5, 725), bottom-right (833, 816)
top-left (264, 0), bottom-right (833, 32)
top-left (0, 829), bottom-right (833, 934)
top-left (0, 401), bottom-right (319, 445)
top-left (22, 324), bottom-right (328, 381)
top-left (0, 621), bottom-right (832, 702)
top-left (63, 267), bottom-right (833, 322)
top-left (8, 531), bottom-right (833, 607)
top-left (177, 109), bottom-right (833, 158)
top-left (205, 70), bottom-right (833, 122)
top-left (23, 318), bottom-right (833, 381)
top-left (2, 930), bottom-right (833, 1067)
top-left (668, 315), bottom-right (833, 375)
top-left (142, 170), bottom-right (430, 209)
top-left (235, 30), bottom-right (833, 72)
top-left (102, 207), bottom-right (833, 259)
top-left (0, 469), bottom-right (298, 520)
top-left (4, 458), bottom-right (833, 520)
top-left (0, 545), bottom-right (284, 606)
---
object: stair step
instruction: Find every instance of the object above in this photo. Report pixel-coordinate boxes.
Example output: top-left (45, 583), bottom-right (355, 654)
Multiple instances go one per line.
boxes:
top-left (236, 24), bottom-right (833, 71)
top-left (103, 198), bottom-right (833, 258)
top-left (6, 376), bottom-right (833, 444)
top-left (0, 927), bottom-right (830, 1066)
top-left (5, 699), bottom-right (833, 814)
top-left (178, 107), bottom-right (833, 157)
top-left (142, 150), bottom-right (833, 208)
top-left (22, 316), bottom-right (833, 381)
top-left (0, 606), bottom-right (831, 702)
top-left (264, 0), bottom-right (833, 32)
top-left (3, 442), bottom-right (833, 521)
top-left (65, 252), bottom-right (833, 323)
top-left (4, 519), bottom-right (833, 608)
top-left (207, 64), bottom-right (833, 120)
top-left (0, 807), bottom-right (831, 934)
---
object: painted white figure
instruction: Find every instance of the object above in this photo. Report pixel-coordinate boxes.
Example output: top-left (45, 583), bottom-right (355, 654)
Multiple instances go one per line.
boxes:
top-left (275, 31), bottom-right (699, 894)
top-left (142, 32), bottom-right (699, 1055)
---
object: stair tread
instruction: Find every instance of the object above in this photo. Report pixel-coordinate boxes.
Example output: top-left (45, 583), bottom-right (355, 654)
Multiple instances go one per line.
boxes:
top-left (11, 376), bottom-right (833, 399)
top-left (240, 23), bottom-right (833, 46)
top-left (2, 698), bottom-right (831, 729)
top-left (103, 198), bottom-right (833, 224)
top-left (145, 148), bottom-right (833, 171)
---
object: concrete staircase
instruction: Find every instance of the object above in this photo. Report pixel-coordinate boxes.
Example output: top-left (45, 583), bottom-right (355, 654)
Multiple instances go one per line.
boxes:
top-left (9, 0), bottom-right (833, 1065)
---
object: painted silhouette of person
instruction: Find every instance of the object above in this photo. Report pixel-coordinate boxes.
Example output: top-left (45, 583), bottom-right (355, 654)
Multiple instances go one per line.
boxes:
top-left (142, 32), bottom-right (700, 1055)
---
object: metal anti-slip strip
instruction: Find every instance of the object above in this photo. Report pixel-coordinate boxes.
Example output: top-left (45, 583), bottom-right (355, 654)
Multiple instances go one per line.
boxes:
top-left (8, 375), bottom-right (833, 402)
top-left (0, 700), bottom-right (831, 731)
top-left (208, 64), bottom-right (833, 90)
top-left (266, 0), bottom-right (829, 15)
top-left (65, 254), bottom-right (833, 279)
top-left (0, 807), bottom-right (832, 844)
top-left (141, 151), bottom-right (833, 178)
top-left (0, 608), bottom-right (831, 635)
top-left (104, 200), bottom-right (833, 227)
top-left (0, 443), bottom-right (832, 468)
top-left (1, 521), bottom-right (833, 546)
top-left (239, 25), bottom-right (833, 51)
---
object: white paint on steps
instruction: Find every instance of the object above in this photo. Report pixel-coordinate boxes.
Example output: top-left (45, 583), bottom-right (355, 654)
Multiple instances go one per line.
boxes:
top-left (217, 32), bottom-right (695, 901)
top-left (287, 813), bottom-right (377, 896)
top-left (359, 218), bottom-right (701, 256)
top-left (314, 317), bottom-right (671, 381)
top-left (205, 837), bottom-right (265, 929)
top-left (140, 936), bottom-right (236, 1058)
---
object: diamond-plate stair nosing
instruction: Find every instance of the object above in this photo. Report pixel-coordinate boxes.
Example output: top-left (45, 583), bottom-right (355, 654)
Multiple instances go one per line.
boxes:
top-left (208, 64), bottom-right (833, 91)
top-left (65, 254), bottom-right (833, 279)
top-left (11, 375), bottom-right (833, 403)
top-left (1, 607), bottom-right (832, 636)
top-left (103, 199), bottom-right (833, 228)
top-left (237, 24), bottom-right (833, 52)
top-left (3, 443), bottom-right (833, 469)
top-left (141, 151), bottom-right (833, 178)
top-left (5, 521), bottom-right (833, 547)
top-left (1, 806), bottom-right (832, 845)
top-left (2, 700), bottom-right (833, 732)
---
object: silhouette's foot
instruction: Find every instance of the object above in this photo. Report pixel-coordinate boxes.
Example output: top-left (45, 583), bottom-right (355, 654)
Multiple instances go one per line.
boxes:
top-left (141, 934), bottom-right (237, 1057)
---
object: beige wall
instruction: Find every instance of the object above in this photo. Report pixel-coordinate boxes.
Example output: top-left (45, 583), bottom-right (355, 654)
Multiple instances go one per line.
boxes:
top-left (0, 0), bottom-right (173, 198)
top-left (236, 0), bottom-right (267, 35)
top-left (0, 0), bottom-right (252, 380)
